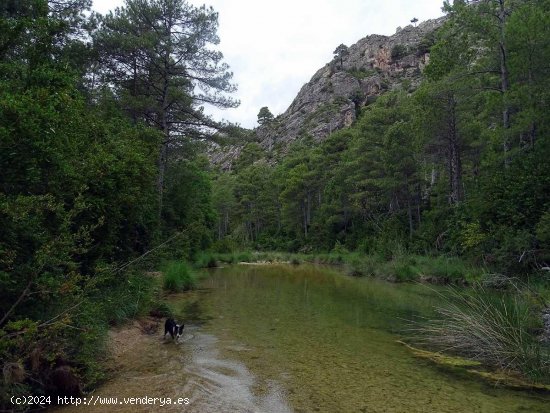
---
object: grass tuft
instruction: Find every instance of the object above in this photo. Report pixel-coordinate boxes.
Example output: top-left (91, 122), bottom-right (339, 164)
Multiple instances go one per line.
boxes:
top-left (411, 285), bottom-right (550, 382)
top-left (163, 261), bottom-right (197, 292)
top-left (194, 251), bottom-right (218, 268)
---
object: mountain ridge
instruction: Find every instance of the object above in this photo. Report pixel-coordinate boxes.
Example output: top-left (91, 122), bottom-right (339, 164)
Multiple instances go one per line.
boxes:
top-left (212, 16), bottom-right (446, 168)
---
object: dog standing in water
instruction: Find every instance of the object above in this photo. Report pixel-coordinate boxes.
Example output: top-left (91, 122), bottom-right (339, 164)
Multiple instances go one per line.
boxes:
top-left (164, 318), bottom-right (184, 342)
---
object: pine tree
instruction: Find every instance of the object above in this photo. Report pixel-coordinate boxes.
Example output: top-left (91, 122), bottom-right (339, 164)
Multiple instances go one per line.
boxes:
top-left (257, 106), bottom-right (274, 125)
top-left (94, 0), bottom-right (238, 216)
top-left (333, 44), bottom-right (349, 69)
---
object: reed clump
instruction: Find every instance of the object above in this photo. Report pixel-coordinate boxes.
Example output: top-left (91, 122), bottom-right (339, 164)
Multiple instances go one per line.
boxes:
top-left (412, 285), bottom-right (550, 382)
top-left (163, 261), bottom-right (197, 292)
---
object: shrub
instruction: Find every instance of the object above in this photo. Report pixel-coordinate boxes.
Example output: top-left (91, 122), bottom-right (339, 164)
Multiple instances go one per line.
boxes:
top-left (332, 241), bottom-right (349, 255)
top-left (417, 32), bottom-right (436, 56)
top-left (391, 44), bottom-right (408, 60)
top-left (194, 252), bottom-right (218, 268)
top-left (393, 264), bottom-right (418, 282)
top-left (211, 238), bottom-right (236, 253)
top-left (365, 95), bottom-right (378, 106)
top-left (290, 257), bottom-right (301, 266)
top-left (417, 255), bottom-right (473, 282)
top-left (412, 286), bottom-right (550, 382)
top-left (236, 251), bottom-right (253, 262)
top-left (536, 210), bottom-right (550, 248)
top-left (163, 261), bottom-right (197, 292)
top-left (149, 301), bottom-right (172, 318)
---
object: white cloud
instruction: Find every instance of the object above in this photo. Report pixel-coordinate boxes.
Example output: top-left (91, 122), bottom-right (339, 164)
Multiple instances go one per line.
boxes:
top-left (92, 0), bottom-right (445, 128)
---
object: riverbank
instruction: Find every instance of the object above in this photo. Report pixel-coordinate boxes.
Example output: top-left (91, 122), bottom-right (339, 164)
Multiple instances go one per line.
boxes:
top-left (194, 250), bottom-right (486, 284)
top-left (397, 340), bottom-right (550, 392)
top-left (54, 295), bottom-right (293, 413)
top-left (194, 251), bottom-right (550, 304)
top-left (14, 263), bottom-right (200, 407)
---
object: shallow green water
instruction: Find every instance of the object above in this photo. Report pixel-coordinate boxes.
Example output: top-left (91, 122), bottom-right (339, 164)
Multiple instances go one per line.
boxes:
top-left (57, 264), bottom-right (549, 413)
top-left (172, 264), bottom-right (550, 413)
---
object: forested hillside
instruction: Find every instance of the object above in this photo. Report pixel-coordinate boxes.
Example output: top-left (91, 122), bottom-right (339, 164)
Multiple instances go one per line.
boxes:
top-left (0, 0), bottom-right (233, 404)
top-left (212, 0), bottom-right (550, 276)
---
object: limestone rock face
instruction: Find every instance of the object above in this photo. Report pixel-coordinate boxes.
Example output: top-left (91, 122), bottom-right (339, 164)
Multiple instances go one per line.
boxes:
top-left (215, 17), bottom-right (445, 168)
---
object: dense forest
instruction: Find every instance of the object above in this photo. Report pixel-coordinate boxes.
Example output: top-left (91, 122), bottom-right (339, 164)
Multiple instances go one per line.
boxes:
top-left (212, 0), bottom-right (550, 276)
top-left (0, 0), bottom-right (233, 405)
top-left (1, 0), bottom-right (549, 407)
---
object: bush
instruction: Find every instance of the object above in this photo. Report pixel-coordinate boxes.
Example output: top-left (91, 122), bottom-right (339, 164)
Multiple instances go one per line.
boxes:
top-left (416, 255), bottom-right (474, 282)
top-left (211, 238), bottom-right (236, 253)
top-left (413, 286), bottom-right (550, 382)
top-left (332, 241), bottom-right (349, 254)
top-left (391, 44), bottom-right (408, 60)
top-left (235, 251), bottom-right (253, 262)
top-left (536, 210), bottom-right (550, 249)
top-left (290, 257), bottom-right (301, 266)
top-left (149, 301), bottom-right (172, 318)
top-left (163, 261), bottom-right (197, 292)
top-left (0, 269), bottom-right (157, 407)
top-left (393, 263), bottom-right (418, 282)
top-left (417, 32), bottom-right (436, 56)
top-left (194, 251), bottom-right (218, 268)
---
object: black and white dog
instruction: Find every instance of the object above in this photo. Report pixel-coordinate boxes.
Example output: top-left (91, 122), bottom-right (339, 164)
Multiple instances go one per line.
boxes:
top-left (164, 318), bottom-right (184, 341)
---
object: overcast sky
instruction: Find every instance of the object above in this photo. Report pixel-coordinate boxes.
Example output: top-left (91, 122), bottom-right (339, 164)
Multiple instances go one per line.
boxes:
top-left (92, 0), bottom-right (446, 128)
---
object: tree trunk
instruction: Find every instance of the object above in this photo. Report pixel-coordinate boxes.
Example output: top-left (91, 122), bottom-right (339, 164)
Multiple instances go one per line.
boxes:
top-left (132, 55), bottom-right (137, 124)
top-left (497, 0), bottom-right (511, 165)
top-left (527, 65), bottom-right (536, 147)
top-left (447, 94), bottom-right (463, 205)
top-left (157, 15), bottom-right (173, 221)
top-left (302, 200), bottom-right (308, 238)
top-left (404, 173), bottom-right (416, 238)
top-left (224, 210), bottom-right (229, 236)
top-left (407, 198), bottom-right (413, 239)
top-left (306, 191), bottom-right (311, 228)
top-left (157, 139), bottom-right (167, 220)
top-left (276, 200), bottom-right (282, 234)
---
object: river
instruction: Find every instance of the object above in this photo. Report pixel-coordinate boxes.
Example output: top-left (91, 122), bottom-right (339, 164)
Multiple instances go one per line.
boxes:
top-left (57, 264), bottom-right (550, 412)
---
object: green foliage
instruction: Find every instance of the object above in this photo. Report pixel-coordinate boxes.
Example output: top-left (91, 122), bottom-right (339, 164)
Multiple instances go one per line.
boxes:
top-left (346, 67), bottom-right (376, 80)
top-left (463, 138), bottom-right (550, 269)
top-left (536, 210), bottom-right (550, 249)
top-left (393, 263), bottom-right (418, 282)
top-left (332, 241), bottom-right (349, 255)
top-left (415, 286), bottom-right (550, 381)
top-left (193, 251), bottom-right (219, 268)
top-left (162, 157), bottom-right (215, 259)
top-left (257, 106), bottom-right (274, 125)
top-left (333, 43), bottom-right (349, 68)
top-left (391, 44), bottom-right (408, 60)
top-left (95, 0), bottom-right (238, 134)
top-left (162, 261), bottom-right (197, 292)
top-left (417, 31), bottom-right (437, 55)
top-left (233, 143), bottom-right (266, 172)
top-left (219, 1), bottom-right (550, 277)
top-left (0, 0), bottom-right (228, 406)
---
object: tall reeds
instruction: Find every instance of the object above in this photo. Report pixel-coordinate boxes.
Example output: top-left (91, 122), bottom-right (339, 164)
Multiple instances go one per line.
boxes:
top-left (163, 261), bottom-right (197, 292)
top-left (413, 286), bottom-right (550, 381)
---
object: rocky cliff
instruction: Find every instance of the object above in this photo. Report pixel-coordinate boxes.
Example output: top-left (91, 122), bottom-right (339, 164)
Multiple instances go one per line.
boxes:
top-left (212, 17), bottom-right (445, 168)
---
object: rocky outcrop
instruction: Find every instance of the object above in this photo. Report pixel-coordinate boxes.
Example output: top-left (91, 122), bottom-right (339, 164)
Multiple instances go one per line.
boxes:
top-left (256, 18), bottom-right (444, 150)
top-left (213, 17), bottom-right (445, 169)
